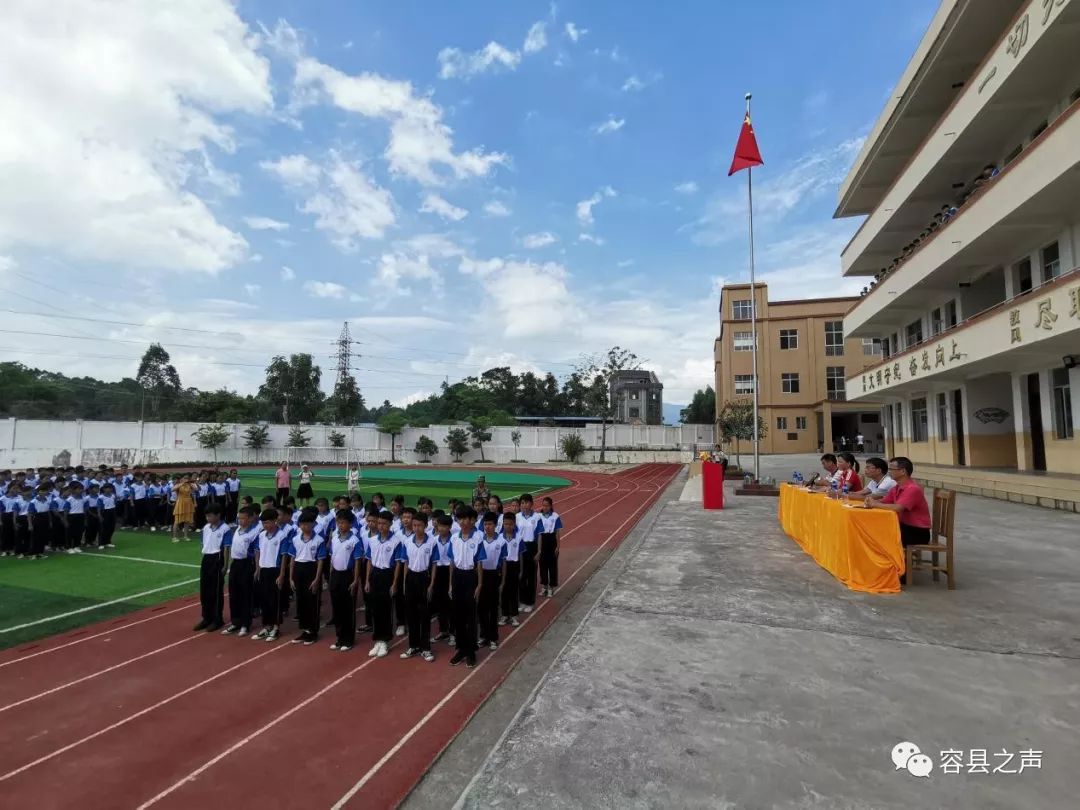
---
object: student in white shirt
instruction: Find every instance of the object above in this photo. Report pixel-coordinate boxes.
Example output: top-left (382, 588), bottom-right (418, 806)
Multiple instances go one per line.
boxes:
top-left (13, 488), bottom-right (32, 557)
top-left (63, 484), bottom-right (89, 554)
top-left (346, 465), bottom-right (360, 496)
top-left (252, 508), bottom-right (291, 642)
top-left (498, 512), bottom-right (524, 628)
top-left (847, 457), bottom-right (897, 501)
top-left (537, 497), bottom-right (564, 598)
top-left (222, 506), bottom-right (260, 637)
top-left (296, 464), bottom-right (315, 508)
top-left (352, 507), bottom-right (380, 633)
top-left (430, 514), bottom-right (455, 644)
top-left (477, 513), bottom-right (508, 650)
top-left (193, 504), bottom-right (233, 633)
top-left (449, 506), bottom-right (485, 668)
top-left (28, 487), bottom-right (55, 559)
top-left (323, 509), bottom-right (364, 651)
top-left (364, 512), bottom-right (402, 658)
top-left (225, 469), bottom-right (241, 523)
top-left (98, 484), bottom-right (118, 548)
top-left (392, 506), bottom-right (417, 637)
top-left (516, 493), bottom-right (542, 613)
top-left (287, 509), bottom-right (324, 645)
top-left (400, 513), bottom-right (440, 662)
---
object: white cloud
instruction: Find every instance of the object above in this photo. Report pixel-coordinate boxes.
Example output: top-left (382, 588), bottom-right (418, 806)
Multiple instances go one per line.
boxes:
top-left (244, 283), bottom-right (261, 296)
top-left (304, 280), bottom-right (347, 299)
top-left (0, 0), bottom-right (271, 273)
top-left (438, 41), bottom-right (521, 80)
top-left (459, 255), bottom-right (582, 339)
top-left (576, 186), bottom-right (616, 227)
top-left (243, 216), bottom-right (290, 231)
top-left (578, 233), bottom-right (605, 246)
top-left (522, 231), bottom-right (558, 249)
top-left (278, 26), bottom-right (507, 186)
top-left (621, 75), bottom-right (645, 92)
top-left (593, 117), bottom-right (625, 135)
top-left (523, 22), bottom-right (548, 53)
top-left (262, 151), bottom-right (396, 249)
top-left (281, 265), bottom-right (296, 281)
top-left (617, 259), bottom-right (634, 268)
top-left (565, 22), bottom-right (588, 42)
top-left (376, 251), bottom-right (441, 293)
top-left (483, 200), bottom-right (512, 218)
top-left (419, 193), bottom-right (468, 221)
top-left (0, 255), bottom-right (13, 275)
top-left (674, 181), bottom-right (699, 195)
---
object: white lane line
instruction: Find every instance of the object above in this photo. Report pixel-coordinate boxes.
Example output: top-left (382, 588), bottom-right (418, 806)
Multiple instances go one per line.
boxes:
top-left (331, 465), bottom-right (677, 808)
top-left (81, 552), bottom-right (199, 569)
top-left (0, 579), bottom-right (199, 635)
top-left (0, 643), bottom-right (287, 784)
top-left (0, 635), bottom-right (201, 714)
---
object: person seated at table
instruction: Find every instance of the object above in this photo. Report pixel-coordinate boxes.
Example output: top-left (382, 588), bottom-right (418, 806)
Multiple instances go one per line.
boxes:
top-left (834, 452), bottom-right (862, 493)
top-left (809, 454), bottom-right (840, 489)
top-left (864, 457), bottom-right (931, 584)
top-left (846, 457), bottom-right (895, 500)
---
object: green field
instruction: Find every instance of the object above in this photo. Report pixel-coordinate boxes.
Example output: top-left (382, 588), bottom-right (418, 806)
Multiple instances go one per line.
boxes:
top-left (0, 467), bottom-right (568, 650)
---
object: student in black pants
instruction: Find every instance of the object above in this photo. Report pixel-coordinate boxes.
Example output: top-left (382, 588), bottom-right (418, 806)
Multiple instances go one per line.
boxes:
top-left (393, 507), bottom-right (418, 638)
top-left (13, 489), bottom-right (32, 557)
top-left (193, 505), bottom-right (232, 632)
top-left (399, 513), bottom-right (438, 662)
top-left (222, 506), bottom-right (259, 637)
top-left (84, 485), bottom-right (101, 548)
top-left (537, 497), bottom-right (564, 598)
top-left (517, 494), bottom-right (540, 613)
top-left (364, 512), bottom-right (401, 658)
top-left (449, 507), bottom-right (485, 668)
top-left (252, 509), bottom-right (289, 642)
top-left (477, 513), bottom-right (507, 650)
top-left (326, 510), bottom-right (362, 651)
top-left (430, 515), bottom-right (455, 642)
top-left (28, 489), bottom-right (53, 559)
top-left (64, 485), bottom-right (88, 553)
top-left (499, 512), bottom-right (523, 627)
top-left (288, 510), bottom-right (323, 645)
top-left (0, 493), bottom-right (15, 556)
top-left (99, 485), bottom-right (118, 548)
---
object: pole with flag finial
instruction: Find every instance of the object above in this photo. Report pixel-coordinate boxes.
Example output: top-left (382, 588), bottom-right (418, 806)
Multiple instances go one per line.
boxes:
top-left (745, 93), bottom-right (760, 483)
top-left (728, 92), bottom-right (765, 480)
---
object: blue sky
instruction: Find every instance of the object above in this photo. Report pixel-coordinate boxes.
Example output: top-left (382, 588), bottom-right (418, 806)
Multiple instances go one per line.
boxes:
top-left (0, 0), bottom-right (938, 412)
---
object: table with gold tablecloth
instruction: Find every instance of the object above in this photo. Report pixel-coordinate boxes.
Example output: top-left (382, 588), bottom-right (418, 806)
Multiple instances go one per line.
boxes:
top-left (778, 483), bottom-right (904, 594)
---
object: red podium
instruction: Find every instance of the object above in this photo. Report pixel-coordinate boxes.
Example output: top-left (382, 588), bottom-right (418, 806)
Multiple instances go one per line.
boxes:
top-left (702, 461), bottom-right (725, 510)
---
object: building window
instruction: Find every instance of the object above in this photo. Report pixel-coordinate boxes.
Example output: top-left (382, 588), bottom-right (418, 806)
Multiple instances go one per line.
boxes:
top-left (937, 392), bottom-right (949, 440)
top-left (630, 391), bottom-right (639, 400)
top-left (787, 433), bottom-right (798, 441)
top-left (732, 299), bottom-right (754, 321)
top-left (824, 321), bottom-right (844, 356)
top-left (1052, 368), bottom-right (1074, 439)
top-left (734, 374), bottom-right (755, 395)
top-left (779, 329), bottom-right (798, 350)
top-left (930, 308), bottom-right (943, 336)
top-left (905, 318), bottom-right (924, 348)
top-left (796, 416), bottom-right (807, 430)
top-left (1016, 258), bottom-right (1033, 294)
top-left (894, 403), bottom-right (904, 441)
top-left (881, 336), bottom-right (891, 359)
top-left (1042, 242), bottom-right (1061, 282)
top-left (776, 416), bottom-right (788, 430)
top-left (825, 366), bottom-right (846, 401)
top-left (912, 397), bottom-right (929, 442)
top-left (629, 407), bottom-right (640, 418)
top-left (944, 300), bottom-right (958, 328)
top-left (862, 337), bottom-right (882, 355)
top-left (733, 331), bottom-right (754, 352)
top-left (781, 373), bottom-right (800, 394)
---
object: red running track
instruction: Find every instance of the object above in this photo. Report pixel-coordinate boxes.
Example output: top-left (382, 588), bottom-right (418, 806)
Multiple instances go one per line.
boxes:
top-left (0, 463), bottom-right (680, 809)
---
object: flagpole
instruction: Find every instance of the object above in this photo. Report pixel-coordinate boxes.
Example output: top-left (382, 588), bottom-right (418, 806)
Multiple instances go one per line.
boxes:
top-left (746, 92), bottom-right (760, 483)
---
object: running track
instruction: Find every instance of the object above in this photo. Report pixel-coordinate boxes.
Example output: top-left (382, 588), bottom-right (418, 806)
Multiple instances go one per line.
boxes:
top-left (0, 463), bottom-right (680, 809)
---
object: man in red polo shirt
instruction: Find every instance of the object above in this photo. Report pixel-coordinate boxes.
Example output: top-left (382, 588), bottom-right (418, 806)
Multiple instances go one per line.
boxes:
top-left (865, 456), bottom-right (931, 585)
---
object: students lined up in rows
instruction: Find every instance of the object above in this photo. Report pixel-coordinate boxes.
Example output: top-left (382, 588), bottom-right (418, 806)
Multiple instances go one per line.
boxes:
top-left (196, 494), bottom-right (563, 669)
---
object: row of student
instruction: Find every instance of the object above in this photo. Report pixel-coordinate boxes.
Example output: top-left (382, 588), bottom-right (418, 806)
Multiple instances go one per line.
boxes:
top-left (195, 495), bottom-right (563, 668)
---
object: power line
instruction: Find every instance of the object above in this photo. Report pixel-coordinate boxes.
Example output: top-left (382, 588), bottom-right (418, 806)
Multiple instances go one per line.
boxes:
top-left (0, 308), bottom-right (241, 337)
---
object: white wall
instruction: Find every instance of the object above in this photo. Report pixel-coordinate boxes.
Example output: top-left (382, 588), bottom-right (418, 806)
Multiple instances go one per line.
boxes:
top-left (0, 418), bottom-right (714, 468)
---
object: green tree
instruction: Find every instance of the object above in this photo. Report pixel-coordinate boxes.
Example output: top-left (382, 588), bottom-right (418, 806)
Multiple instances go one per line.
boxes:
top-left (327, 372), bottom-right (364, 425)
top-left (328, 430), bottom-right (346, 448)
top-left (444, 428), bottom-right (470, 461)
top-left (716, 399), bottom-right (767, 468)
top-left (577, 346), bottom-right (641, 463)
top-left (680, 386), bottom-right (717, 425)
top-left (510, 429), bottom-right (522, 461)
top-left (243, 424), bottom-right (270, 449)
top-left (468, 417), bottom-right (493, 462)
top-left (377, 410), bottom-right (407, 462)
top-left (287, 426), bottom-right (311, 447)
top-left (414, 434), bottom-right (438, 461)
top-left (193, 423), bottom-right (230, 462)
top-left (559, 433), bottom-right (586, 463)
top-left (136, 343), bottom-right (181, 418)
top-left (259, 354), bottom-right (324, 423)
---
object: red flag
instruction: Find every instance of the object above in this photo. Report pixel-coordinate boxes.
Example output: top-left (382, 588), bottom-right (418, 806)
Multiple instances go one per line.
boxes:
top-left (728, 114), bottom-right (764, 175)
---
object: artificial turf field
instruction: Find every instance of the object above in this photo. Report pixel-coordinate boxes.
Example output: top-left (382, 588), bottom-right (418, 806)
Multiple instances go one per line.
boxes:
top-left (0, 466), bottom-right (568, 650)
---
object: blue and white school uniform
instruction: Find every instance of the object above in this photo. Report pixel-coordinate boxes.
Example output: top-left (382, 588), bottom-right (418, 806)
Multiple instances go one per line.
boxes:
top-left (537, 511), bottom-right (563, 591)
top-left (198, 522), bottom-right (234, 626)
top-left (401, 535), bottom-right (441, 651)
top-left (320, 528), bottom-right (366, 644)
top-left (429, 534), bottom-right (455, 635)
top-left (498, 527), bottom-right (525, 619)
top-left (0, 492), bottom-right (19, 554)
top-left (253, 527), bottom-right (290, 628)
top-left (288, 529), bottom-right (325, 634)
top-left (450, 530), bottom-right (486, 654)
top-left (225, 522), bottom-right (259, 630)
top-left (478, 534), bottom-right (508, 641)
top-left (314, 511), bottom-right (335, 539)
top-left (366, 532), bottom-right (402, 642)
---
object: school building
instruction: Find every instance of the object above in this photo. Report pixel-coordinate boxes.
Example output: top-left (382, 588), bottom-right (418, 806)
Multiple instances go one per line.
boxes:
top-left (834, 0), bottom-right (1080, 506)
top-left (713, 283), bottom-right (884, 455)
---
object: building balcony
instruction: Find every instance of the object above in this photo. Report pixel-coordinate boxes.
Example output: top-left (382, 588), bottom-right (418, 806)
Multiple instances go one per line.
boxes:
top-left (841, 0), bottom-right (1080, 275)
top-left (845, 265), bottom-right (1080, 400)
top-left (844, 97), bottom-right (1080, 338)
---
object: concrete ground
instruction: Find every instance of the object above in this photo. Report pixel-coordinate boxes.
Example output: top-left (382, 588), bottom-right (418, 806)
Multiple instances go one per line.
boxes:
top-left (440, 463), bottom-right (1080, 809)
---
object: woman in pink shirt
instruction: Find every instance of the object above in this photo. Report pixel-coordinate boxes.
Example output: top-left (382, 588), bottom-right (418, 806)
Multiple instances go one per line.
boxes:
top-left (275, 462), bottom-right (291, 506)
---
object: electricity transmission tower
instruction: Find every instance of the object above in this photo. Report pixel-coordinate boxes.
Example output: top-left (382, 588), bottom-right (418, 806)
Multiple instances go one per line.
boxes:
top-left (330, 321), bottom-right (362, 425)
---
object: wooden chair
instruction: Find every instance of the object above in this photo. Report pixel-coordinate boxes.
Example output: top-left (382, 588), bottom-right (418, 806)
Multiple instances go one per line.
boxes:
top-left (907, 488), bottom-right (956, 589)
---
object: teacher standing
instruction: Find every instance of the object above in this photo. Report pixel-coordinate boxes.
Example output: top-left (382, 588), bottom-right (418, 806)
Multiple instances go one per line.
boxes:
top-left (275, 462), bottom-right (291, 506)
